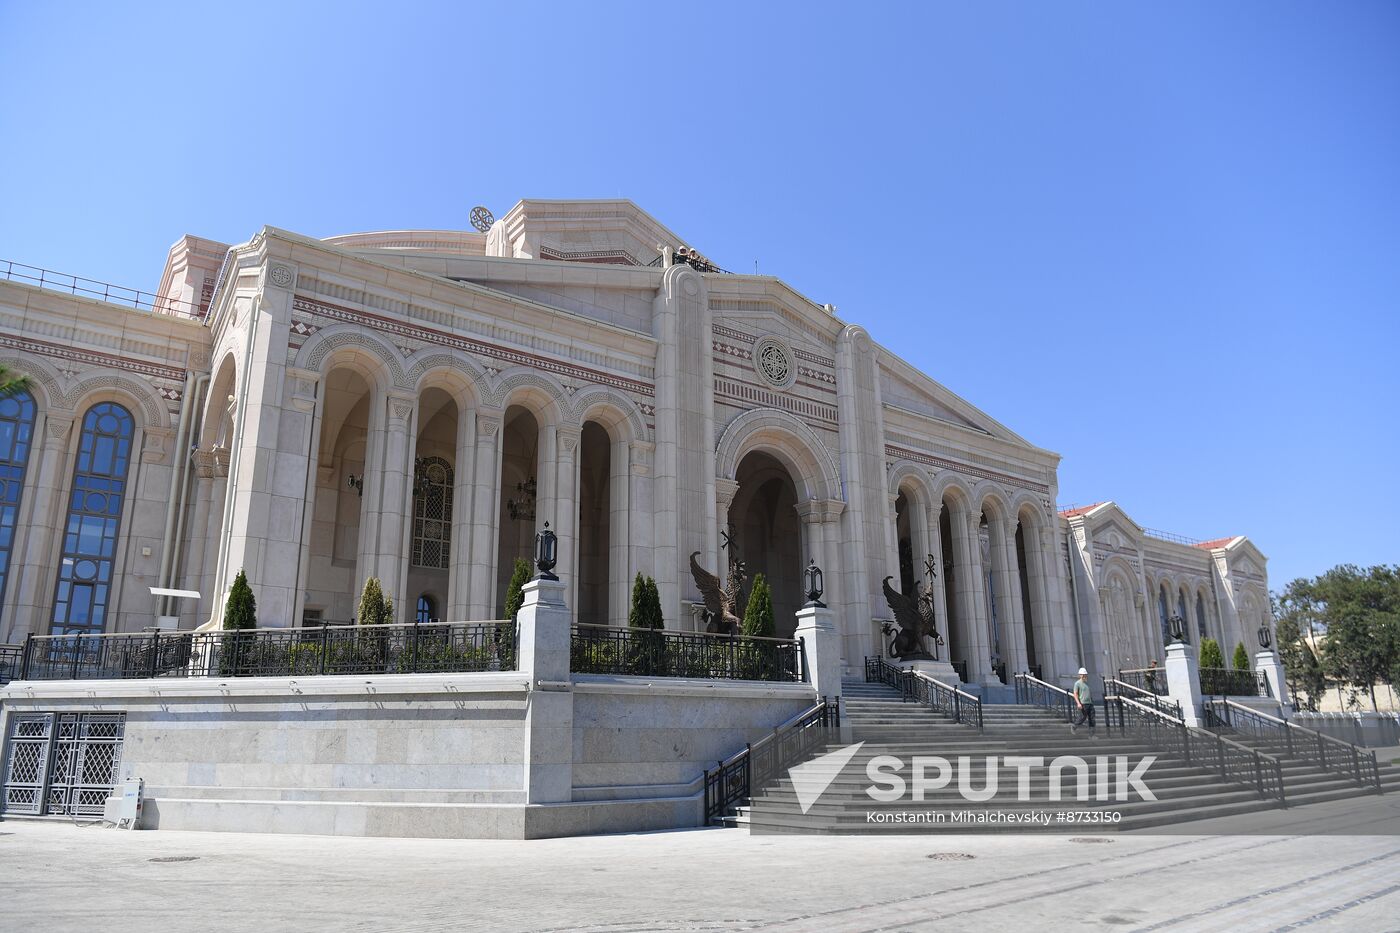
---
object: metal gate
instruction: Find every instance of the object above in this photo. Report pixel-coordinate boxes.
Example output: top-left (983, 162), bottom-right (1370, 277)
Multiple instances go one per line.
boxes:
top-left (3, 712), bottom-right (125, 817)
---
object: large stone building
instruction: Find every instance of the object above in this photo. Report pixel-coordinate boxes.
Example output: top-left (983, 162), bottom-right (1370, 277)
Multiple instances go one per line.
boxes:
top-left (0, 199), bottom-right (1272, 684)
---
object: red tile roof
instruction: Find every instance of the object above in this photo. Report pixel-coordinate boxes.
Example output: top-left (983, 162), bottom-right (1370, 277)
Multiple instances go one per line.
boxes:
top-left (1058, 502), bottom-right (1106, 518)
top-left (1192, 537), bottom-right (1238, 550)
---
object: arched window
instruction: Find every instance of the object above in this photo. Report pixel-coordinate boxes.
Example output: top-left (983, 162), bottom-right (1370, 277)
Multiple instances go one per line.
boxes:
top-left (411, 456), bottom-right (453, 570)
top-left (1196, 592), bottom-right (1209, 641)
top-left (0, 388), bottom-right (37, 619)
top-left (49, 403), bottom-right (134, 635)
top-left (416, 594), bottom-right (436, 625)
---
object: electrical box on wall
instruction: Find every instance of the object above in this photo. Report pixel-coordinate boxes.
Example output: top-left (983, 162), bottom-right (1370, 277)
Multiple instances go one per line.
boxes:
top-left (103, 777), bottom-right (144, 829)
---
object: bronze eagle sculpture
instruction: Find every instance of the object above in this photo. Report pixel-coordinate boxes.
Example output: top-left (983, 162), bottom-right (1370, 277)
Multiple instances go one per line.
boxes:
top-left (690, 550), bottom-right (746, 635)
top-left (882, 576), bottom-right (942, 661)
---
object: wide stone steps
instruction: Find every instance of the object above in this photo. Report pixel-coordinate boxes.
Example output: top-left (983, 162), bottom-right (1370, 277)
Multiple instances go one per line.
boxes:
top-left (720, 678), bottom-right (1395, 832)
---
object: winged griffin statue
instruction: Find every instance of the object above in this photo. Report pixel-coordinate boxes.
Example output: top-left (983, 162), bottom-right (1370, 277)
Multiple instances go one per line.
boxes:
top-left (882, 576), bottom-right (943, 661)
top-left (690, 550), bottom-right (747, 635)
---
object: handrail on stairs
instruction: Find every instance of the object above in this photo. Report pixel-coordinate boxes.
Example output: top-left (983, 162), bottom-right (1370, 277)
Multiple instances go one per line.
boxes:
top-left (865, 656), bottom-right (982, 731)
top-left (1204, 698), bottom-right (1382, 793)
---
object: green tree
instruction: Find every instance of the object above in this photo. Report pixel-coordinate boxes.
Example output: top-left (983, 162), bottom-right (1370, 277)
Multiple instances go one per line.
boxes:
top-left (503, 557), bottom-right (531, 621)
top-left (1313, 565), bottom-right (1400, 711)
top-left (223, 569), bottom-right (257, 630)
top-left (358, 577), bottom-right (390, 626)
top-left (1232, 641), bottom-right (1251, 671)
top-left (628, 573), bottom-right (648, 628)
top-left (643, 575), bottom-right (664, 629)
top-left (1199, 637), bottom-right (1223, 669)
top-left (741, 573), bottom-right (775, 639)
top-left (1274, 588), bottom-right (1327, 711)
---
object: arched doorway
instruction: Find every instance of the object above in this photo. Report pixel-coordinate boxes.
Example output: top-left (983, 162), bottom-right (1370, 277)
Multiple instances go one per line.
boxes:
top-left (305, 366), bottom-right (373, 622)
top-left (727, 451), bottom-right (802, 638)
top-left (576, 421), bottom-right (611, 624)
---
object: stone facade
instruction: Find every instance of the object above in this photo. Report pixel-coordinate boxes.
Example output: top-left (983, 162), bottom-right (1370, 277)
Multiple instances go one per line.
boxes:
top-left (0, 199), bottom-right (1269, 686)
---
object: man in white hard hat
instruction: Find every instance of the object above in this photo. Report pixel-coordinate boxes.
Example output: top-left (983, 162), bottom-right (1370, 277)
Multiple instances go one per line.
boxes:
top-left (1070, 667), bottom-right (1095, 735)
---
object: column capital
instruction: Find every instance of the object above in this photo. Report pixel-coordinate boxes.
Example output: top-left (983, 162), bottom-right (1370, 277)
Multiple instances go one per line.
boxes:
top-left (555, 425), bottom-right (581, 453)
top-left (477, 410), bottom-right (504, 437)
top-left (629, 439), bottom-right (654, 476)
top-left (44, 413), bottom-right (74, 441)
top-left (193, 447), bottom-right (222, 479)
top-left (715, 477), bottom-right (740, 509)
top-left (386, 390), bottom-right (416, 424)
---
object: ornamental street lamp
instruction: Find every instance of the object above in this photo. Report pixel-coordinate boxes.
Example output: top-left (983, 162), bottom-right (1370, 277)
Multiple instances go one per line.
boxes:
top-left (1257, 623), bottom-right (1272, 649)
top-left (535, 521), bottom-right (558, 581)
top-left (1168, 614), bottom-right (1185, 643)
top-left (803, 559), bottom-right (825, 609)
top-left (346, 474), bottom-right (363, 498)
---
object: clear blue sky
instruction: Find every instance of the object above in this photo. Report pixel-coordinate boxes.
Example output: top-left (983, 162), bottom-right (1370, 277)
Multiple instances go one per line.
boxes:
top-left (2, 1), bottom-right (1396, 590)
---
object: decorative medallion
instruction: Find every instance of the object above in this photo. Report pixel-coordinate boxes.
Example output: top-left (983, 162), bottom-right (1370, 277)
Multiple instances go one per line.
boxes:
top-left (470, 206), bottom-right (495, 233)
top-left (752, 336), bottom-right (796, 390)
top-left (269, 264), bottom-right (294, 288)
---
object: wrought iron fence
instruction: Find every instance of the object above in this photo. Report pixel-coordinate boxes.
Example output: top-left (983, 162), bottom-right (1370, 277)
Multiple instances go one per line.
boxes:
top-left (1203, 699), bottom-right (1381, 792)
top-left (0, 259), bottom-right (205, 318)
top-left (703, 696), bottom-right (839, 824)
top-left (16, 621), bottom-right (517, 681)
top-left (865, 656), bottom-right (983, 731)
top-left (1199, 666), bottom-right (1270, 697)
top-left (1102, 677), bottom-right (1183, 721)
top-left (570, 624), bottom-right (803, 682)
top-left (1014, 671), bottom-right (1076, 722)
top-left (1104, 694), bottom-right (1285, 806)
top-left (1116, 667), bottom-right (1167, 696)
top-left (0, 644), bottom-right (22, 685)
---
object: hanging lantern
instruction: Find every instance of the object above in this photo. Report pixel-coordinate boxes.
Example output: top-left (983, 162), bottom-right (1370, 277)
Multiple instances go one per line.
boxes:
top-left (1257, 623), bottom-right (1272, 650)
top-left (1168, 614), bottom-right (1185, 642)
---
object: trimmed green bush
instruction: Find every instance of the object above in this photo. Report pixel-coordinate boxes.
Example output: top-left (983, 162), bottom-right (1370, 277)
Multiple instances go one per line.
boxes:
top-left (503, 557), bottom-right (531, 621)
top-left (1233, 641), bottom-right (1251, 671)
top-left (628, 573), bottom-right (648, 628)
top-left (357, 577), bottom-right (391, 626)
top-left (223, 569), bottom-right (256, 630)
top-left (1199, 637), bottom-right (1224, 669)
top-left (741, 573), bottom-right (775, 639)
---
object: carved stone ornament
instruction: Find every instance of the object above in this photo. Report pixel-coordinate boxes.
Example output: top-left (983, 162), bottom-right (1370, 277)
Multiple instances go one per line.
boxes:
top-left (752, 335), bottom-right (797, 390)
top-left (269, 264), bottom-right (295, 289)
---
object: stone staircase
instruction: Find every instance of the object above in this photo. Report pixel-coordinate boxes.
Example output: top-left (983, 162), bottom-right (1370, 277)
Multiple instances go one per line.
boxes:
top-left (728, 679), bottom-right (1396, 833)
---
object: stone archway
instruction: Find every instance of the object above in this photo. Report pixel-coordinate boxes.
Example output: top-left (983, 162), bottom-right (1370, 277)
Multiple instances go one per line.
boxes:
top-left (727, 450), bottom-right (803, 639)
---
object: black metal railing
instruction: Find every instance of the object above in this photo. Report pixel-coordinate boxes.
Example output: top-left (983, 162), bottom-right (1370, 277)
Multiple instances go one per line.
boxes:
top-left (1203, 699), bottom-right (1382, 793)
top-left (1103, 676), bottom-right (1183, 721)
top-left (1104, 694), bottom-right (1286, 806)
top-left (703, 696), bottom-right (840, 824)
top-left (865, 656), bottom-right (983, 731)
top-left (570, 624), bottom-right (803, 683)
top-left (1199, 667), bottom-right (1270, 697)
top-left (0, 259), bottom-right (205, 318)
top-left (16, 621), bottom-right (517, 681)
top-left (0, 644), bottom-right (22, 684)
top-left (1014, 671), bottom-right (1075, 722)
top-left (1116, 667), bottom-right (1167, 696)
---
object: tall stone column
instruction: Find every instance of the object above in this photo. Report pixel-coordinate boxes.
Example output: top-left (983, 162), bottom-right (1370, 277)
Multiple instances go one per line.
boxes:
top-left (467, 410), bottom-right (503, 619)
top-left (627, 440), bottom-right (654, 585)
top-left (996, 516), bottom-right (1029, 674)
top-left (5, 412), bottom-right (73, 641)
top-left (924, 502), bottom-right (951, 661)
top-left (447, 404), bottom-right (478, 620)
top-left (714, 477), bottom-right (739, 581)
top-left (955, 507), bottom-right (994, 684)
top-left (608, 437), bottom-right (631, 627)
top-left (371, 391), bottom-right (415, 616)
top-left (552, 425), bottom-right (580, 613)
top-left (182, 448), bottom-right (221, 625)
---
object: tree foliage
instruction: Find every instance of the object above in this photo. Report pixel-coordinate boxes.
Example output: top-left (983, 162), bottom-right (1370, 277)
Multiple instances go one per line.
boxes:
top-left (1232, 641), bottom-right (1251, 671)
top-left (223, 569), bottom-right (257, 630)
top-left (626, 573), bottom-right (664, 629)
top-left (1273, 565), bottom-right (1400, 711)
top-left (503, 557), bottom-right (531, 621)
top-left (357, 577), bottom-right (392, 626)
top-left (1199, 637), bottom-right (1223, 670)
top-left (741, 573), bottom-right (775, 639)
top-left (0, 364), bottom-right (27, 399)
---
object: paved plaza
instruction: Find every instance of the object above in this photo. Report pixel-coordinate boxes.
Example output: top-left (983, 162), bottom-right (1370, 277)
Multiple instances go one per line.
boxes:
top-left (3, 796), bottom-right (1399, 933)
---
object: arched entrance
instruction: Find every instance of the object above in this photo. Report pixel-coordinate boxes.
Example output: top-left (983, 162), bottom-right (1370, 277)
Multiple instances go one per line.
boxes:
top-left (495, 406), bottom-right (539, 616)
top-left (727, 451), bottom-right (802, 638)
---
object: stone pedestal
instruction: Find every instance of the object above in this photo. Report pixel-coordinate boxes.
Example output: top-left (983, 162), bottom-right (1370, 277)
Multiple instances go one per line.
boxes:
top-left (1255, 649), bottom-right (1291, 713)
top-left (902, 659), bottom-right (962, 686)
top-left (1164, 640), bottom-right (1204, 727)
top-left (517, 577), bottom-right (573, 803)
top-left (795, 604), bottom-right (842, 705)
